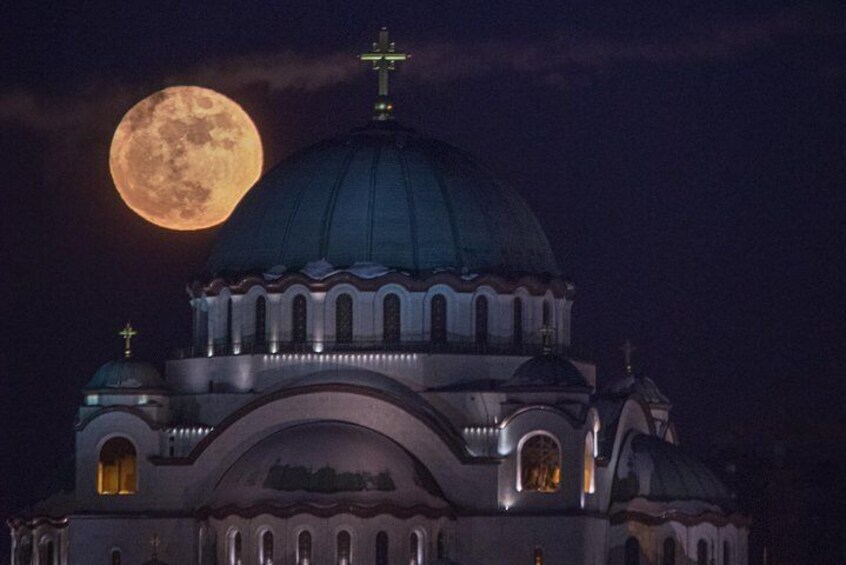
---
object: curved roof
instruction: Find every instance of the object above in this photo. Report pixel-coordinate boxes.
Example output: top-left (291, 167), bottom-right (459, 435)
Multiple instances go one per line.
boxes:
top-left (613, 434), bottom-right (732, 508)
top-left (209, 422), bottom-right (448, 511)
top-left (206, 122), bottom-right (560, 277)
top-left (501, 354), bottom-right (588, 389)
top-left (605, 372), bottom-right (670, 405)
top-left (84, 359), bottom-right (166, 391)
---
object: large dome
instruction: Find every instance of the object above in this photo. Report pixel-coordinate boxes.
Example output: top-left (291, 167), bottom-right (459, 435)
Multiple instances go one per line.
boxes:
top-left (206, 122), bottom-right (560, 276)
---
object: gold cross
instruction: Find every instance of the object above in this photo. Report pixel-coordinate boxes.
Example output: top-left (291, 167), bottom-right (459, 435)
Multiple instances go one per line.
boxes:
top-left (539, 325), bottom-right (555, 354)
top-left (620, 339), bottom-right (636, 373)
top-left (359, 27), bottom-right (409, 120)
top-left (119, 322), bottom-right (137, 359)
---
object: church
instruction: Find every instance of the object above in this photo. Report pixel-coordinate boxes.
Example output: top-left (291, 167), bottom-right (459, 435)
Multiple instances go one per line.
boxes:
top-left (7, 30), bottom-right (748, 565)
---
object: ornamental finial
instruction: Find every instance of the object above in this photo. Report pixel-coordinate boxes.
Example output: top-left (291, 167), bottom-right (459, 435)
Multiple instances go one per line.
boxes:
top-left (119, 322), bottom-right (137, 359)
top-left (358, 28), bottom-right (410, 120)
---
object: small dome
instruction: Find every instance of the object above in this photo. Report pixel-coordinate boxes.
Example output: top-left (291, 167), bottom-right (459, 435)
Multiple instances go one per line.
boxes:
top-left (502, 354), bottom-right (588, 389)
top-left (209, 422), bottom-right (447, 512)
top-left (605, 372), bottom-right (670, 405)
top-left (85, 359), bottom-right (166, 391)
top-left (613, 434), bottom-right (732, 508)
top-left (206, 122), bottom-right (560, 277)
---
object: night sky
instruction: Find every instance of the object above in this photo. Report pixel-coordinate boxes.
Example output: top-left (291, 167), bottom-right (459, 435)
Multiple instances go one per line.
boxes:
top-left (1, 1), bottom-right (842, 560)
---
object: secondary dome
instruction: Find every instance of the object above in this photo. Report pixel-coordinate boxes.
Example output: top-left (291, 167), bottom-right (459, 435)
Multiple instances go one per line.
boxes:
top-left (206, 122), bottom-right (560, 277)
top-left (502, 354), bottom-right (588, 389)
top-left (84, 359), bottom-right (166, 391)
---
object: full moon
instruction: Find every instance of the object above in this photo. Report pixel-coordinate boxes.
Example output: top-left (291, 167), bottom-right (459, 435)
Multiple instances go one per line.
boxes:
top-left (109, 86), bottom-right (263, 230)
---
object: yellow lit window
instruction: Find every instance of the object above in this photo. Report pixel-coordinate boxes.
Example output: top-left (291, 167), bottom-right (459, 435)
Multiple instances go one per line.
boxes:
top-left (98, 437), bottom-right (137, 495)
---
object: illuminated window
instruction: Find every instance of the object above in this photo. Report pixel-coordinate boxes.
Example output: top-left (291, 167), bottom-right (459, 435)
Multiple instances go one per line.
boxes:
top-left (519, 433), bottom-right (560, 492)
top-left (255, 296), bottom-right (267, 346)
top-left (297, 530), bottom-right (311, 565)
top-left (697, 540), bottom-right (708, 565)
top-left (260, 531), bottom-right (273, 565)
top-left (337, 530), bottom-right (351, 565)
top-left (662, 537), bottom-right (676, 565)
top-left (513, 298), bottom-right (523, 347)
top-left (228, 530), bottom-right (242, 565)
top-left (723, 541), bottom-right (731, 565)
top-left (383, 294), bottom-right (401, 344)
top-left (583, 432), bottom-right (595, 494)
top-left (98, 437), bottom-right (137, 495)
top-left (534, 547), bottom-right (543, 565)
top-left (430, 294), bottom-right (447, 345)
top-left (475, 295), bottom-right (488, 346)
top-left (111, 549), bottom-right (121, 565)
top-left (292, 295), bottom-right (308, 344)
top-left (336, 293), bottom-right (353, 344)
top-left (376, 531), bottom-right (389, 565)
top-left (625, 537), bottom-right (640, 565)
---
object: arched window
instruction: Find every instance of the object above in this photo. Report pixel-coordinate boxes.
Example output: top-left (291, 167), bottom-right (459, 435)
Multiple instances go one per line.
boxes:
top-left (255, 296), bottom-right (267, 346)
top-left (39, 540), bottom-right (55, 565)
top-left (260, 531), bottom-right (273, 565)
top-left (375, 531), bottom-right (389, 565)
top-left (436, 531), bottom-right (446, 559)
top-left (697, 540), bottom-right (708, 565)
top-left (383, 294), bottom-right (401, 344)
top-left (225, 297), bottom-right (233, 347)
top-left (297, 530), bottom-right (312, 565)
top-left (337, 530), bottom-right (351, 565)
top-left (475, 295), bottom-right (488, 346)
top-left (542, 301), bottom-right (551, 326)
top-left (583, 431), bottom-right (595, 494)
top-left (534, 547), bottom-right (544, 565)
top-left (336, 293), bottom-right (353, 344)
top-left (292, 295), bottom-right (308, 344)
top-left (662, 537), bottom-right (676, 565)
top-left (229, 531), bottom-right (242, 565)
top-left (195, 305), bottom-right (208, 349)
top-left (98, 437), bottom-right (137, 495)
top-left (111, 549), bottom-right (122, 565)
top-left (625, 537), bottom-right (640, 565)
top-left (410, 531), bottom-right (425, 565)
top-left (513, 298), bottom-right (523, 347)
top-left (430, 294), bottom-right (447, 345)
top-left (723, 541), bottom-right (731, 565)
top-left (519, 433), bottom-right (560, 492)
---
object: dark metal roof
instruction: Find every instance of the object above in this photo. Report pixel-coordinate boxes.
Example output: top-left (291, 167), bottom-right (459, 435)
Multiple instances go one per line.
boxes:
top-left (206, 122), bottom-right (560, 277)
top-left (84, 359), bottom-right (166, 391)
top-left (613, 434), bottom-right (733, 509)
top-left (604, 372), bottom-right (670, 405)
top-left (501, 354), bottom-right (589, 389)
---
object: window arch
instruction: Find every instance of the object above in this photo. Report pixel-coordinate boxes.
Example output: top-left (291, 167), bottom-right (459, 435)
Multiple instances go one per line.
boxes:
top-left (662, 537), bottom-right (676, 565)
top-left (475, 295), bottom-right (489, 346)
top-left (542, 301), bottom-right (551, 326)
top-left (111, 549), bottom-right (122, 565)
top-left (336, 293), bottom-right (353, 344)
top-left (225, 296), bottom-right (233, 347)
top-left (260, 530), bottom-right (273, 565)
top-left (436, 531), bottom-right (446, 559)
top-left (375, 531), bottom-right (389, 565)
top-left (723, 541), bottom-right (731, 565)
top-left (624, 537), bottom-right (640, 565)
top-left (229, 530), bottom-right (242, 565)
top-left (410, 531), bottom-right (424, 565)
top-left (513, 297), bottom-right (523, 347)
top-left (98, 437), bottom-right (137, 495)
top-left (255, 296), bottom-right (267, 347)
top-left (383, 293), bottom-right (401, 344)
top-left (697, 540), bottom-right (708, 565)
top-left (292, 295), bottom-right (308, 344)
top-left (39, 540), bottom-right (55, 565)
top-left (519, 433), bottom-right (560, 492)
top-left (583, 431), bottom-right (595, 494)
top-left (297, 530), bottom-right (312, 565)
top-left (430, 294), bottom-right (447, 345)
top-left (337, 530), bottom-right (351, 565)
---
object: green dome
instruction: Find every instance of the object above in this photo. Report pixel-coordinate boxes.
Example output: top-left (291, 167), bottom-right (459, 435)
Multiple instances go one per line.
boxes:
top-left (85, 359), bottom-right (166, 391)
top-left (206, 122), bottom-right (560, 277)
